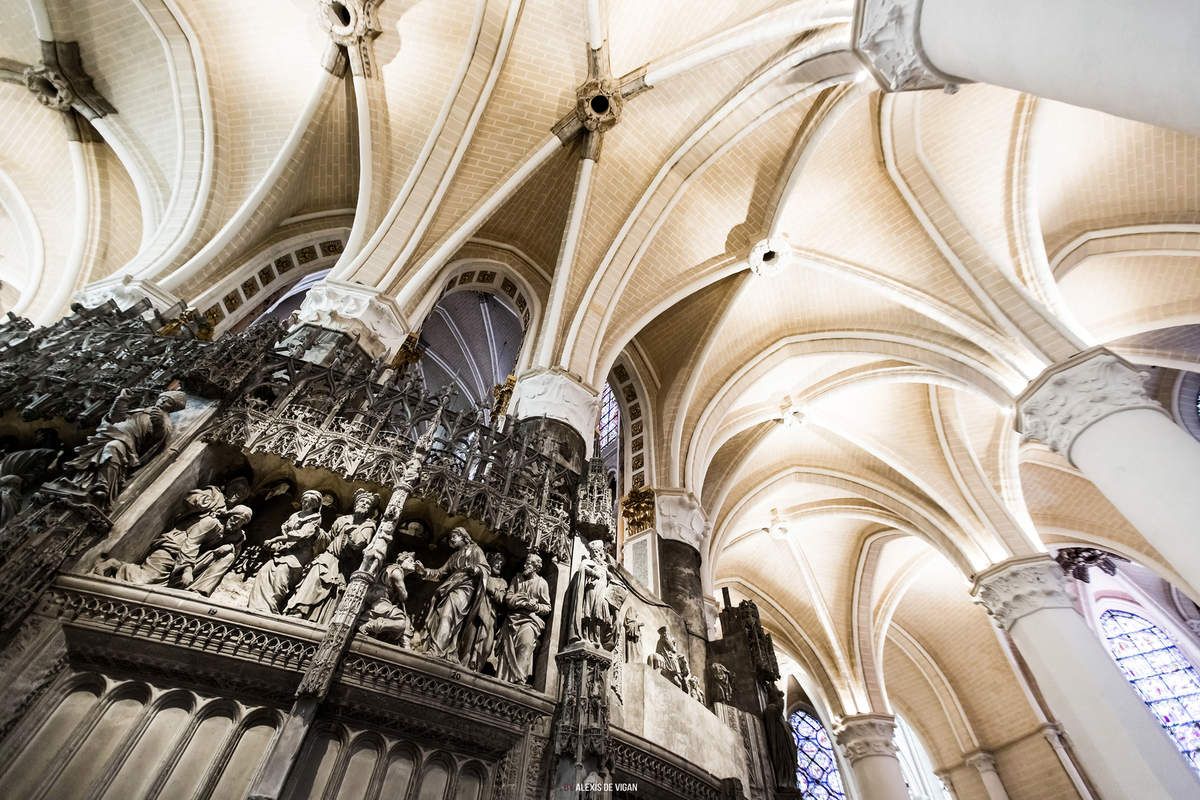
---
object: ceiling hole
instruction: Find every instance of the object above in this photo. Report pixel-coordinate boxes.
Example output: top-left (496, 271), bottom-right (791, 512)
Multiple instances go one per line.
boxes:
top-left (331, 2), bottom-right (352, 25)
top-left (762, 250), bottom-right (777, 262)
top-left (589, 94), bottom-right (610, 115)
top-left (32, 77), bottom-right (58, 98)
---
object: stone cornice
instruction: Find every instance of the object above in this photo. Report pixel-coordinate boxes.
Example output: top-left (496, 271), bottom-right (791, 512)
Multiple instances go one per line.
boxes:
top-left (835, 713), bottom-right (899, 763)
top-left (1016, 347), bottom-right (1168, 463)
top-left (972, 556), bottom-right (1073, 631)
top-left (75, 275), bottom-right (181, 312)
top-left (853, 0), bottom-right (964, 92)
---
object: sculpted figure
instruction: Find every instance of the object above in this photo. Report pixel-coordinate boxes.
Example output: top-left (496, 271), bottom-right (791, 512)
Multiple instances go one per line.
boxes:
top-left (415, 526), bottom-right (489, 662)
top-left (247, 490), bottom-right (324, 614)
top-left (0, 429), bottom-right (62, 524)
top-left (651, 626), bottom-right (690, 691)
top-left (493, 554), bottom-right (552, 684)
top-left (763, 681), bottom-right (799, 788)
top-left (686, 674), bottom-right (704, 703)
top-left (94, 505), bottom-right (252, 587)
top-left (177, 477), bottom-right (250, 525)
top-left (64, 389), bottom-right (187, 506)
top-left (711, 663), bottom-right (734, 704)
top-left (460, 551), bottom-right (510, 672)
top-left (285, 490), bottom-right (379, 623)
top-left (623, 609), bottom-right (643, 663)
top-left (359, 550), bottom-right (423, 646)
top-left (565, 539), bottom-right (622, 648)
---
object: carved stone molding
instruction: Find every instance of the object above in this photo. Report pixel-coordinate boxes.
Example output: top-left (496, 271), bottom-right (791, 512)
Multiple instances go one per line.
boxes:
top-left (973, 557), bottom-right (1073, 631)
top-left (509, 367), bottom-right (600, 452)
top-left (1017, 348), bottom-right (1168, 462)
top-left (294, 281), bottom-right (408, 360)
top-left (747, 236), bottom-right (794, 278)
top-left (965, 750), bottom-right (998, 774)
top-left (853, 0), bottom-right (960, 92)
top-left (835, 714), bottom-right (899, 763)
top-left (655, 490), bottom-right (709, 552)
top-left (317, 0), bottom-right (384, 76)
top-left (75, 275), bottom-right (180, 312)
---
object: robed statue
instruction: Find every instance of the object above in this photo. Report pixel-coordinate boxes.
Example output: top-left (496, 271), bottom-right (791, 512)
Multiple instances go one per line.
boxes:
top-left (493, 553), bottom-right (552, 684)
top-left (285, 490), bottom-right (379, 623)
top-left (63, 389), bottom-right (187, 506)
top-left (763, 681), bottom-right (799, 789)
top-left (414, 526), bottom-right (490, 662)
top-left (459, 551), bottom-right (510, 672)
top-left (247, 489), bottom-right (324, 613)
top-left (565, 539), bottom-right (625, 648)
top-left (0, 429), bottom-right (63, 525)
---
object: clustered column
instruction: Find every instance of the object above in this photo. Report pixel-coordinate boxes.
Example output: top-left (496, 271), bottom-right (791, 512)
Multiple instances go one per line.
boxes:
top-left (834, 714), bottom-right (909, 800)
top-left (974, 556), bottom-right (1200, 799)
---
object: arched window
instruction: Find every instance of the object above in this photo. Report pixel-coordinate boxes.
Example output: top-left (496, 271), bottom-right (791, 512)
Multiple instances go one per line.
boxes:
top-left (1099, 609), bottom-right (1200, 772)
top-left (788, 709), bottom-right (846, 800)
top-left (598, 383), bottom-right (620, 450)
top-left (894, 715), bottom-right (952, 800)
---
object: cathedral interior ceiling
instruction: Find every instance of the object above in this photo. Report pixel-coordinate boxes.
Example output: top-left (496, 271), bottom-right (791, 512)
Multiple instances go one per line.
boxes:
top-left (1, 0), bottom-right (1198, 786)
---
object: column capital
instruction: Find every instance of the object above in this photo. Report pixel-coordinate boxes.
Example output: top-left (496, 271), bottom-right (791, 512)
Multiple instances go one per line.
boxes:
top-left (75, 275), bottom-right (180, 312)
top-left (1017, 347), bottom-right (1167, 462)
top-left (654, 489), bottom-right (709, 552)
top-left (294, 280), bottom-right (407, 361)
top-left (853, 0), bottom-right (962, 92)
top-left (965, 750), bottom-right (998, 774)
top-left (835, 713), bottom-right (899, 763)
top-left (510, 367), bottom-right (599, 453)
top-left (972, 556), bottom-right (1073, 631)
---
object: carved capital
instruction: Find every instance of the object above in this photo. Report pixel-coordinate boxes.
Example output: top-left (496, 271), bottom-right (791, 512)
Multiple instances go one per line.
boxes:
top-left (965, 750), bottom-right (998, 775)
top-left (294, 281), bottom-right (407, 360)
top-left (74, 276), bottom-right (180, 312)
top-left (1017, 348), bottom-right (1167, 463)
top-left (853, 0), bottom-right (960, 92)
top-left (973, 557), bottom-right (1073, 631)
top-left (835, 714), bottom-right (899, 763)
top-left (510, 367), bottom-right (600, 454)
top-left (654, 489), bottom-right (709, 552)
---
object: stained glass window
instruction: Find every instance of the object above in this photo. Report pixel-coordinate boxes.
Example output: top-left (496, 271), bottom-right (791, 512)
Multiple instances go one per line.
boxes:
top-left (1099, 609), bottom-right (1200, 773)
top-left (598, 383), bottom-right (620, 449)
top-left (788, 709), bottom-right (846, 800)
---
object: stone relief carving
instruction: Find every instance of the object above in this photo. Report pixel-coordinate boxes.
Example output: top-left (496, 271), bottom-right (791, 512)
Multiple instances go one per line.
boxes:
top-left (247, 489), bottom-right (325, 614)
top-left (56, 389), bottom-right (187, 506)
top-left (359, 550), bottom-right (424, 646)
top-left (285, 489), bottom-right (380, 623)
top-left (649, 626), bottom-right (692, 694)
top-left (1018, 350), bottom-right (1166, 461)
top-left (974, 558), bottom-right (1073, 631)
top-left (656, 491), bottom-right (708, 551)
top-left (855, 0), bottom-right (957, 92)
top-left (93, 504), bottom-right (253, 588)
top-left (0, 429), bottom-right (64, 525)
top-left (412, 526), bottom-right (491, 661)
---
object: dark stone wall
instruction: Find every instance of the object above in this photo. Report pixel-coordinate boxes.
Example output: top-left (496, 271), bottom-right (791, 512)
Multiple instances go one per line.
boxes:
top-left (658, 539), bottom-right (705, 637)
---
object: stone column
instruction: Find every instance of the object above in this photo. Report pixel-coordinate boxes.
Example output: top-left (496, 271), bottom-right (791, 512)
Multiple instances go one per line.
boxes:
top-left (1017, 348), bottom-right (1200, 597)
top-left (509, 367), bottom-right (597, 462)
top-left (973, 556), bottom-right (1200, 799)
top-left (834, 714), bottom-right (909, 800)
top-left (853, 0), bottom-right (1200, 136)
top-left (653, 490), bottom-right (709, 638)
top-left (965, 751), bottom-right (1010, 800)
